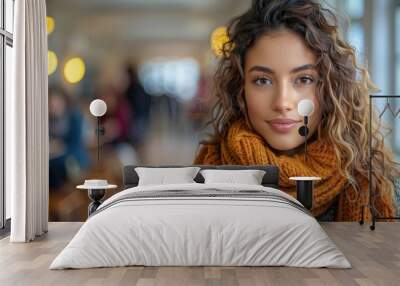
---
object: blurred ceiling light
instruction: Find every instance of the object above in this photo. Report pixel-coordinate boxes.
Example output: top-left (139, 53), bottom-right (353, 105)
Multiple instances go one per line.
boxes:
top-left (48, 51), bottom-right (58, 76)
top-left (210, 26), bottom-right (230, 57)
top-left (46, 16), bottom-right (55, 35)
top-left (64, 57), bottom-right (86, 84)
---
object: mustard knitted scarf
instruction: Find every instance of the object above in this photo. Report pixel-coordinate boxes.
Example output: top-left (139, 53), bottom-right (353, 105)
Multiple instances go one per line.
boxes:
top-left (194, 119), bottom-right (395, 221)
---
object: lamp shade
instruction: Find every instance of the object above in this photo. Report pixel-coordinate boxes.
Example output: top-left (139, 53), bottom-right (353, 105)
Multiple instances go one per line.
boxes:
top-left (89, 99), bottom-right (107, 117)
top-left (297, 99), bottom-right (314, 117)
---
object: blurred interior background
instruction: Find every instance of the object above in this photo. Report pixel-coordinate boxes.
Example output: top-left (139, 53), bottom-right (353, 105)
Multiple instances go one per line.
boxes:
top-left (44, 0), bottom-right (250, 221)
top-left (45, 0), bottom-right (400, 221)
top-left (5, 0), bottom-right (400, 221)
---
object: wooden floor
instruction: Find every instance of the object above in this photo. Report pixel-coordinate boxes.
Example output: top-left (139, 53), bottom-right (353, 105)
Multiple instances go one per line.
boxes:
top-left (0, 222), bottom-right (399, 286)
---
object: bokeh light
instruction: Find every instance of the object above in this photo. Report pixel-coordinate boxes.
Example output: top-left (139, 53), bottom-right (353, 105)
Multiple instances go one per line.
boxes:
top-left (63, 57), bottom-right (86, 84)
top-left (48, 50), bottom-right (58, 76)
top-left (46, 16), bottom-right (55, 35)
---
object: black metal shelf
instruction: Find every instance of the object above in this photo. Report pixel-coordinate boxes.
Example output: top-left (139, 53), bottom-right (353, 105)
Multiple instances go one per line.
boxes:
top-left (359, 95), bottom-right (400, 230)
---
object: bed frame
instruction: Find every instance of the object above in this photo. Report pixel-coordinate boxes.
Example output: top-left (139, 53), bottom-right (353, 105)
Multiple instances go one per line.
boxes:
top-left (123, 165), bottom-right (280, 189)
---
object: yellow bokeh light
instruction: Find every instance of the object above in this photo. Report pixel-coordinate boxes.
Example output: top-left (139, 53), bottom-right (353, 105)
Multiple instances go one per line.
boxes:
top-left (63, 57), bottom-right (86, 84)
top-left (48, 51), bottom-right (58, 76)
top-left (210, 26), bottom-right (230, 57)
top-left (46, 16), bottom-right (55, 35)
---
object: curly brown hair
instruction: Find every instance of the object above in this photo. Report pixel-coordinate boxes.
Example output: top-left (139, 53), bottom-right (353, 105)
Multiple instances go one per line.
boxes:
top-left (203, 0), bottom-right (399, 214)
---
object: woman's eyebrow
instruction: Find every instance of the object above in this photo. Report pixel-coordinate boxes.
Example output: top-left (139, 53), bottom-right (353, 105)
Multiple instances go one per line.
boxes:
top-left (247, 64), bottom-right (316, 74)
top-left (248, 65), bottom-right (274, 74)
top-left (290, 64), bottom-right (316, 73)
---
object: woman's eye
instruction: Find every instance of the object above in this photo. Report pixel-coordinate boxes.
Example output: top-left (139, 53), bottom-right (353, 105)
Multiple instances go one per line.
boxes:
top-left (295, 76), bottom-right (315, 85)
top-left (253, 77), bottom-right (272, 86)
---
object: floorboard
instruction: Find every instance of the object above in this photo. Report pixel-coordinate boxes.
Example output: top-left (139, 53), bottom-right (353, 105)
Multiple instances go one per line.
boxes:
top-left (0, 222), bottom-right (399, 286)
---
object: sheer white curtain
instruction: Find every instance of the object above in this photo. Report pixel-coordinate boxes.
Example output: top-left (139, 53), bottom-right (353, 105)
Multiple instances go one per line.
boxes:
top-left (6, 0), bottom-right (48, 242)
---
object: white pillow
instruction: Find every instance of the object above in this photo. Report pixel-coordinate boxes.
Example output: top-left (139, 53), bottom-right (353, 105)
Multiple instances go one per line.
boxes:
top-left (200, 169), bottom-right (266, 185)
top-left (135, 167), bottom-right (201, 186)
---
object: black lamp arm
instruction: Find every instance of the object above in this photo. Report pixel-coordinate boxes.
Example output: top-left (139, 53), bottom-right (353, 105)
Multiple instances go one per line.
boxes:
top-left (95, 118), bottom-right (106, 163)
top-left (298, 116), bottom-right (309, 163)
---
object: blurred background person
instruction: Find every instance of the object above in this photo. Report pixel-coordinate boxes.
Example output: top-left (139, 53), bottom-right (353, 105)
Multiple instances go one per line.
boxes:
top-left (48, 86), bottom-right (91, 221)
top-left (123, 63), bottom-right (152, 152)
top-left (49, 86), bottom-right (90, 190)
top-left (98, 82), bottom-right (139, 167)
top-left (99, 84), bottom-right (133, 145)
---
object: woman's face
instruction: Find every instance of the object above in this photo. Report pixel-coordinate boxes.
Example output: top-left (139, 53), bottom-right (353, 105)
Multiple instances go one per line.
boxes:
top-left (244, 29), bottom-right (323, 152)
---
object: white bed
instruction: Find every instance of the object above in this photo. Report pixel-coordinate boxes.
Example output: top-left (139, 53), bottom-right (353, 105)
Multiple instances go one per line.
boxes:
top-left (50, 183), bottom-right (351, 269)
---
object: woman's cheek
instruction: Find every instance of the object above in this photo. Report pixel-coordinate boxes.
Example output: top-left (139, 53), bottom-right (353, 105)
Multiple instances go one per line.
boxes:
top-left (245, 91), bottom-right (269, 118)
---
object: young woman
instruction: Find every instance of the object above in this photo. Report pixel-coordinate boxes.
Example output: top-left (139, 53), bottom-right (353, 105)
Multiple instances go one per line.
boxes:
top-left (194, 0), bottom-right (400, 221)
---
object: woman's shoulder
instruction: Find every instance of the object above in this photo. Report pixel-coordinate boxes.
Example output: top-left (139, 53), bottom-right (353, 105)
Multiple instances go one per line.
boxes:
top-left (226, 118), bottom-right (264, 145)
top-left (193, 141), bottom-right (221, 165)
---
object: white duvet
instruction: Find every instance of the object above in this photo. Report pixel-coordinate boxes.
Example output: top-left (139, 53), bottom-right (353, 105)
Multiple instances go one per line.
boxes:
top-left (50, 183), bottom-right (351, 269)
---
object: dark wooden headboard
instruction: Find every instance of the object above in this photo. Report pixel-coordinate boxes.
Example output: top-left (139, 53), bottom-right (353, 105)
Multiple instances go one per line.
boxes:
top-left (123, 165), bottom-right (280, 189)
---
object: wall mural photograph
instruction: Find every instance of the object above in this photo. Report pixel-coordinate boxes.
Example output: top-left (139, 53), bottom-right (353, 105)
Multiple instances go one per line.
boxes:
top-left (4, 0), bottom-right (400, 284)
top-left (43, 0), bottom-right (400, 223)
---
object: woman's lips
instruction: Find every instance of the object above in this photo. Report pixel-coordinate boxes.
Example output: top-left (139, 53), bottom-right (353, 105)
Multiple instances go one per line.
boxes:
top-left (267, 121), bottom-right (300, 133)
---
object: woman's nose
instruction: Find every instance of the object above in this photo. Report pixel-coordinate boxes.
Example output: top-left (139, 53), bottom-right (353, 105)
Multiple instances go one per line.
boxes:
top-left (271, 82), bottom-right (296, 112)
